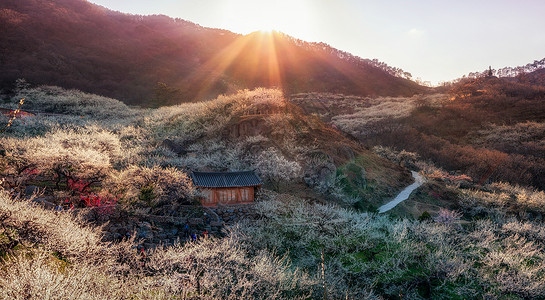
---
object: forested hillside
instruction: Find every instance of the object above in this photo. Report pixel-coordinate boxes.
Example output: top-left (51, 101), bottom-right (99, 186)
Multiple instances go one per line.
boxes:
top-left (0, 0), bottom-right (424, 106)
top-left (293, 74), bottom-right (545, 190)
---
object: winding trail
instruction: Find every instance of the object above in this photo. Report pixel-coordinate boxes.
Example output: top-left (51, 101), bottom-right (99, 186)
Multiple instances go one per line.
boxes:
top-left (378, 171), bottom-right (425, 213)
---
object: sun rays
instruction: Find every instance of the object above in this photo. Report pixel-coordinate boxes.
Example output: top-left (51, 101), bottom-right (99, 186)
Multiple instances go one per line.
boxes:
top-left (186, 28), bottom-right (376, 101)
top-left (188, 30), bottom-right (285, 100)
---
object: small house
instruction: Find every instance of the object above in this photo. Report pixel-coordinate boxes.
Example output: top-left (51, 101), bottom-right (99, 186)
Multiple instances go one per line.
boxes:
top-left (191, 171), bottom-right (262, 207)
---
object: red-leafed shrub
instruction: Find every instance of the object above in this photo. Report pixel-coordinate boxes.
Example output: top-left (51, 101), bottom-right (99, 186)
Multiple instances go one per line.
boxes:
top-left (67, 178), bottom-right (90, 193)
top-left (61, 192), bottom-right (118, 215)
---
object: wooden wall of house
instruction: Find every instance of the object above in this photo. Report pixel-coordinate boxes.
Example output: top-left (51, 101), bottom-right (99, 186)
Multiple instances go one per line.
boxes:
top-left (200, 186), bottom-right (256, 206)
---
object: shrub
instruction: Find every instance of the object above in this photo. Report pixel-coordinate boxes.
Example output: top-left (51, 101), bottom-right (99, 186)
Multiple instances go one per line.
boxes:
top-left (457, 181), bottom-right (545, 220)
top-left (254, 147), bottom-right (302, 191)
top-left (105, 165), bottom-right (194, 207)
top-left (330, 96), bottom-right (419, 136)
top-left (10, 85), bottom-right (136, 120)
top-left (79, 193), bottom-right (118, 214)
top-left (145, 88), bottom-right (284, 144)
top-left (1, 126), bottom-right (122, 190)
top-left (418, 210), bottom-right (432, 221)
top-left (0, 98), bottom-right (25, 135)
top-left (433, 208), bottom-right (462, 224)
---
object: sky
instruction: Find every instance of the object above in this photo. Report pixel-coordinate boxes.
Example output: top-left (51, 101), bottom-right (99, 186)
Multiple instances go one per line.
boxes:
top-left (88, 0), bottom-right (545, 85)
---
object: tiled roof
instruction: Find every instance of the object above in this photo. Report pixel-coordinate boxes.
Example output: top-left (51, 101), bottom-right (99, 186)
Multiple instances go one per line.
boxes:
top-left (191, 171), bottom-right (263, 188)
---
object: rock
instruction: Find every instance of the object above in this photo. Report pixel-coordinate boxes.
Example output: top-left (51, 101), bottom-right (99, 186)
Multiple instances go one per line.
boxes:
top-left (24, 185), bottom-right (40, 197)
top-left (303, 151), bottom-right (336, 190)
top-left (189, 218), bottom-right (203, 225)
top-left (138, 230), bottom-right (154, 240)
top-left (117, 227), bottom-right (129, 235)
top-left (160, 139), bottom-right (187, 155)
top-left (108, 209), bottom-right (121, 220)
top-left (210, 221), bottom-right (224, 227)
top-left (32, 197), bottom-right (45, 204)
top-left (458, 180), bottom-right (472, 189)
top-left (228, 118), bottom-right (268, 138)
top-left (42, 200), bottom-right (56, 209)
top-left (337, 145), bottom-right (355, 161)
top-left (141, 222), bottom-right (152, 228)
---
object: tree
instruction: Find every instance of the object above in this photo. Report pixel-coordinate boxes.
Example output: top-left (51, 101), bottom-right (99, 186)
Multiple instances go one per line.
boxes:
top-left (152, 82), bottom-right (183, 107)
top-left (254, 148), bottom-right (301, 191)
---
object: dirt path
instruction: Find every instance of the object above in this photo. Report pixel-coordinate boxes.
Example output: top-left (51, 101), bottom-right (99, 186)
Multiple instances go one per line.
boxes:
top-left (378, 171), bottom-right (425, 213)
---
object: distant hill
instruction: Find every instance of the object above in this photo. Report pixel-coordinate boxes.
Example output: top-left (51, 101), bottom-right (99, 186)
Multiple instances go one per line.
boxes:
top-left (0, 0), bottom-right (425, 106)
top-left (452, 57), bottom-right (545, 82)
top-left (519, 68), bottom-right (545, 87)
top-left (292, 73), bottom-right (545, 189)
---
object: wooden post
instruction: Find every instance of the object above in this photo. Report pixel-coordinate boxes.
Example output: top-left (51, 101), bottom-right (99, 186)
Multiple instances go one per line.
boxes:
top-left (322, 244), bottom-right (327, 300)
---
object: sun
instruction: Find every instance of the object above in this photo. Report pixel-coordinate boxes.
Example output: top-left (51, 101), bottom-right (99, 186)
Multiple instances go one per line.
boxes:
top-left (218, 0), bottom-right (313, 36)
top-left (258, 28), bottom-right (275, 34)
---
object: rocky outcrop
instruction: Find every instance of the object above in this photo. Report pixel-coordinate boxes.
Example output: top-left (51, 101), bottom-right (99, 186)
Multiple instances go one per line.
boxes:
top-left (160, 138), bottom-right (187, 155)
top-left (227, 117), bottom-right (269, 139)
top-left (303, 151), bottom-right (337, 191)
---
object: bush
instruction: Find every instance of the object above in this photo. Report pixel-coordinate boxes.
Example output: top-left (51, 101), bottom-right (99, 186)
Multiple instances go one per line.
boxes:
top-left (10, 84), bottom-right (136, 120)
top-left (433, 208), bottom-right (462, 224)
top-left (105, 165), bottom-right (194, 207)
top-left (254, 147), bottom-right (302, 191)
top-left (418, 210), bottom-right (432, 221)
top-left (1, 126), bottom-right (122, 190)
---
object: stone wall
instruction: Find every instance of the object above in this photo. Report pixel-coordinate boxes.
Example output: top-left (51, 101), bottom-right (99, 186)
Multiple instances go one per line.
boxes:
top-left (86, 204), bottom-right (259, 249)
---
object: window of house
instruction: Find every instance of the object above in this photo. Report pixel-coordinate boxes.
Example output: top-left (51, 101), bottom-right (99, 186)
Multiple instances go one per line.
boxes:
top-left (241, 188), bottom-right (250, 201)
top-left (218, 189), bottom-right (236, 203)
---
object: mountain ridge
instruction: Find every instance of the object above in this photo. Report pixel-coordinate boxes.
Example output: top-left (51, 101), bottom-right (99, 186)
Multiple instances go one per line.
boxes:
top-left (0, 0), bottom-right (425, 106)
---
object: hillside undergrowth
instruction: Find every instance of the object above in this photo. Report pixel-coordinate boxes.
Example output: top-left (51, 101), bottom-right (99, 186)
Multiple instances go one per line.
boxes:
top-left (2, 85), bottom-right (545, 299)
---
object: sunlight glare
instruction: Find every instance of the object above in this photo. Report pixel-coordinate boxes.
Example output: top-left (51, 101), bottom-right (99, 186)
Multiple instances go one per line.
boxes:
top-left (218, 0), bottom-right (313, 36)
top-left (259, 28), bottom-right (274, 34)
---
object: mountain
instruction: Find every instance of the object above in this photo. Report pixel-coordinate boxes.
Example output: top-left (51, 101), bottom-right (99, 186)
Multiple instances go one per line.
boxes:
top-left (0, 0), bottom-right (425, 106)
